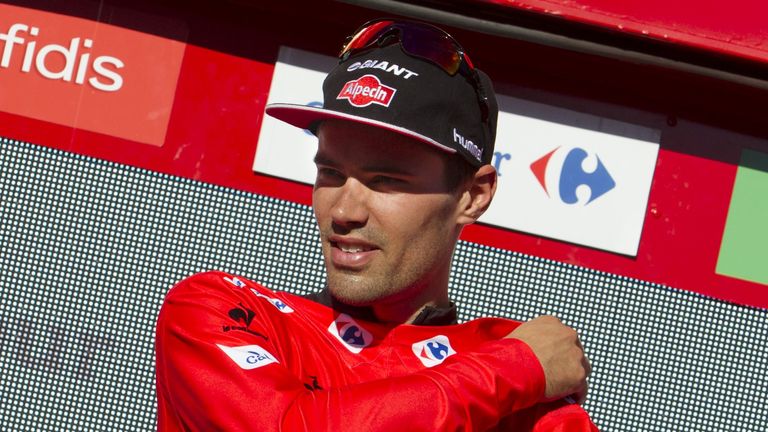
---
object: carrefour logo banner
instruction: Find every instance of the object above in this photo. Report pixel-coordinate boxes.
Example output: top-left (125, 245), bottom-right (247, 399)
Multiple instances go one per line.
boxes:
top-left (255, 47), bottom-right (660, 256)
top-left (483, 97), bottom-right (660, 256)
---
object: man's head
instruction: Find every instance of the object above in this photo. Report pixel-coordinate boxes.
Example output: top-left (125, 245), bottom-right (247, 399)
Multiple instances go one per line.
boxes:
top-left (312, 119), bottom-right (496, 313)
top-left (266, 19), bottom-right (499, 318)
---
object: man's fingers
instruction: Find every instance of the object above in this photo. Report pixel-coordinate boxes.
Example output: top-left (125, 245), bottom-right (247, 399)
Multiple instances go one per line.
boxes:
top-left (507, 315), bottom-right (592, 401)
top-left (575, 335), bottom-right (591, 376)
top-left (577, 340), bottom-right (590, 404)
top-left (574, 349), bottom-right (590, 405)
top-left (563, 381), bottom-right (588, 405)
top-left (583, 353), bottom-right (592, 377)
top-left (575, 381), bottom-right (588, 405)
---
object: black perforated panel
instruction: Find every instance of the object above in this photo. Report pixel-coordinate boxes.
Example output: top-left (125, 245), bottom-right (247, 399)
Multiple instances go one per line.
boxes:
top-left (1, 137), bottom-right (766, 431)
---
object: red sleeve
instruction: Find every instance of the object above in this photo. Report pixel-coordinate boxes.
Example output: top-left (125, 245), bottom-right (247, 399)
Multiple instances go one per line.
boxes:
top-left (495, 400), bottom-right (600, 431)
top-left (155, 272), bottom-right (547, 431)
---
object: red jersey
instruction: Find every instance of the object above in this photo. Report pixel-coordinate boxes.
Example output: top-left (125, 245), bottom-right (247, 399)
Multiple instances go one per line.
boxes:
top-left (155, 271), bottom-right (598, 431)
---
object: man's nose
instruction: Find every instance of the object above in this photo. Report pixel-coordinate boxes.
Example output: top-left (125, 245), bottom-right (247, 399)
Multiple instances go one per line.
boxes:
top-left (330, 178), bottom-right (369, 230)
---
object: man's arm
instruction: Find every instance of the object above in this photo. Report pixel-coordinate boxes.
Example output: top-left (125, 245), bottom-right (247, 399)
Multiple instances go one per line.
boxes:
top-left (155, 273), bottom-right (553, 431)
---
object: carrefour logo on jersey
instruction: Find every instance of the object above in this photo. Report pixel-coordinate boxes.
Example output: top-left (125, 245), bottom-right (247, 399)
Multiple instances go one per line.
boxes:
top-left (480, 95), bottom-right (660, 256)
top-left (327, 314), bottom-right (373, 354)
top-left (412, 335), bottom-right (456, 368)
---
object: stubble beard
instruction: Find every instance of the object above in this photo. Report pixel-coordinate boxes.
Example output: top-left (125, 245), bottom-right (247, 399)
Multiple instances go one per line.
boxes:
top-left (321, 235), bottom-right (447, 308)
top-left (325, 269), bottom-right (392, 306)
top-left (322, 239), bottom-right (404, 307)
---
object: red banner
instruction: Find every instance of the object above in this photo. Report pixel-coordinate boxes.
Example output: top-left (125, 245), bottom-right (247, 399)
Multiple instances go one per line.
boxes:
top-left (0, 3), bottom-right (185, 146)
top-left (482, 0), bottom-right (768, 64)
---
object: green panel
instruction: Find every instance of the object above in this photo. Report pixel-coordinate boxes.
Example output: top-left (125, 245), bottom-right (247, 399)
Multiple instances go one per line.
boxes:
top-left (717, 148), bottom-right (768, 285)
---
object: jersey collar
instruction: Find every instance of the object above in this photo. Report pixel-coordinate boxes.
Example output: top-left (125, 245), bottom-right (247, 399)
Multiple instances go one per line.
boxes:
top-left (303, 289), bottom-right (458, 326)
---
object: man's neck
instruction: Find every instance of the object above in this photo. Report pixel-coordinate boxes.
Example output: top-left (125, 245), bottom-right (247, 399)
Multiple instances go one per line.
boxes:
top-left (371, 295), bottom-right (451, 325)
top-left (303, 289), bottom-right (458, 326)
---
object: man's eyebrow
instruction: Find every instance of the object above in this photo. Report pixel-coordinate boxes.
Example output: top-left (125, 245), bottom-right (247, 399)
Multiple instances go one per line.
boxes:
top-left (359, 164), bottom-right (415, 176)
top-left (314, 153), bottom-right (415, 176)
top-left (313, 153), bottom-right (335, 166)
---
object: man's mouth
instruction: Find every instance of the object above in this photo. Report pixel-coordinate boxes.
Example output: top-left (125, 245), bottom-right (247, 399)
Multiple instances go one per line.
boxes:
top-left (328, 237), bottom-right (379, 269)
top-left (334, 242), bottom-right (375, 253)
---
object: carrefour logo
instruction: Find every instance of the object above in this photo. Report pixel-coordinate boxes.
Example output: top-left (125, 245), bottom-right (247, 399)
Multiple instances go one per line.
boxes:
top-left (327, 314), bottom-right (373, 354)
top-left (530, 146), bottom-right (616, 205)
top-left (411, 335), bottom-right (456, 367)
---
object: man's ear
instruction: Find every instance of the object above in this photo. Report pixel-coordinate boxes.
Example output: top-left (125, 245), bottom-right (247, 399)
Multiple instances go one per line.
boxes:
top-left (456, 164), bottom-right (497, 226)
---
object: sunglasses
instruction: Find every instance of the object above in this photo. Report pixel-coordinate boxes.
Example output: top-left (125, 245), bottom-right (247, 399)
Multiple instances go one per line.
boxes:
top-left (339, 19), bottom-right (490, 122)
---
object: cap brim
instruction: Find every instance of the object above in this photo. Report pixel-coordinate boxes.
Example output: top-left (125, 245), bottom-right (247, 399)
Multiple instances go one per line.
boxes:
top-left (265, 103), bottom-right (456, 155)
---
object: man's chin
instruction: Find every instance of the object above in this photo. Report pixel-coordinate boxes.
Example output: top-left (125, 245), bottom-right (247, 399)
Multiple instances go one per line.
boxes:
top-left (326, 275), bottom-right (389, 307)
top-left (327, 287), bottom-right (378, 306)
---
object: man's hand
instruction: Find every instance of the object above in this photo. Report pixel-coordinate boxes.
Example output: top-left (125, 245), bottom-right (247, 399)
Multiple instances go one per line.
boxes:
top-left (507, 316), bottom-right (591, 403)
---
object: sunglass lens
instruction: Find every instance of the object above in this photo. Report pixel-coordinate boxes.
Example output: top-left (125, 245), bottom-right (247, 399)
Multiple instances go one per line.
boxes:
top-left (340, 20), bottom-right (394, 57)
top-left (399, 25), bottom-right (462, 75)
top-left (341, 20), bottom-right (469, 77)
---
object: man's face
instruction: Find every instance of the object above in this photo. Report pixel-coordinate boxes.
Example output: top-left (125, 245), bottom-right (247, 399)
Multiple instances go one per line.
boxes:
top-left (313, 120), bottom-right (463, 308)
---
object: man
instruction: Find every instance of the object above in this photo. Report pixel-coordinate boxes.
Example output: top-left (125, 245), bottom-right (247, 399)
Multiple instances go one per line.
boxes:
top-left (156, 19), bottom-right (597, 431)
